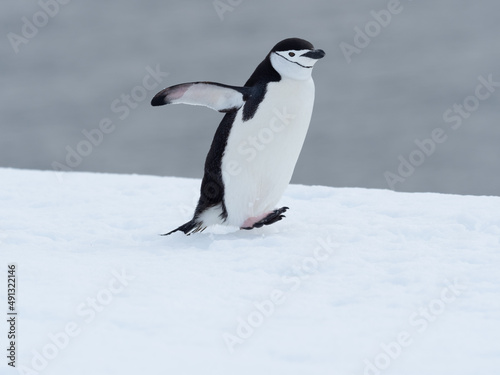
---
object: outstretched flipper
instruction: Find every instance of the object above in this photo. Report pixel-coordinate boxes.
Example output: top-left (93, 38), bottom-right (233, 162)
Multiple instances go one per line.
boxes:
top-left (241, 207), bottom-right (289, 230)
top-left (151, 82), bottom-right (250, 113)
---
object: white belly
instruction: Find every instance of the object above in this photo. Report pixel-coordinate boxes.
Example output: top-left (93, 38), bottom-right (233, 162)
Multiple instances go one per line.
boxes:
top-left (221, 77), bottom-right (315, 227)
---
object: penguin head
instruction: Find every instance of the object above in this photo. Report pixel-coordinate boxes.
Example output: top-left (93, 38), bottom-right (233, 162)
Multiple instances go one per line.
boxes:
top-left (269, 38), bottom-right (325, 81)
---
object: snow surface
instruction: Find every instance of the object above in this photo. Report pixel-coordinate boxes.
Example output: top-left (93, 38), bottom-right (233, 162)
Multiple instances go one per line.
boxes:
top-left (1, 168), bottom-right (500, 375)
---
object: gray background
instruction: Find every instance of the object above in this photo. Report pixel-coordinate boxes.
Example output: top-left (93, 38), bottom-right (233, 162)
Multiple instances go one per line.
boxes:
top-left (1, 0), bottom-right (499, 196)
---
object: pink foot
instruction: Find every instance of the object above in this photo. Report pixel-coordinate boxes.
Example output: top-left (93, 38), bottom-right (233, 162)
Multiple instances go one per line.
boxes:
top-left (241, 213), bottom-right (269, 228)
top-left (240, 207), bottom-right (289, 230)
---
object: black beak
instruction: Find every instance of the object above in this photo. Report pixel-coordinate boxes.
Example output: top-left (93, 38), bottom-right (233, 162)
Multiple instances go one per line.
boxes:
top-left (302, 49), bottom-right (326, 59)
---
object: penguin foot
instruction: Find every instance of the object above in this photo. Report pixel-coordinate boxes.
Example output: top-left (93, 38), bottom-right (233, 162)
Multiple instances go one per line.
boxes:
top-left (241, 207), bottom-right (289, 230)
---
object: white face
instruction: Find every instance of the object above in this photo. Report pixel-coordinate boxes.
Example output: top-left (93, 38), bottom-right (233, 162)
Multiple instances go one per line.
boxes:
top-left (270, 49), bottom-right (322, 81)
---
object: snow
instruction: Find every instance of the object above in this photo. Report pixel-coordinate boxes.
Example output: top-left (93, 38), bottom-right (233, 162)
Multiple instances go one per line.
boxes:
top-left (1, 167), bottom-right (500, 375)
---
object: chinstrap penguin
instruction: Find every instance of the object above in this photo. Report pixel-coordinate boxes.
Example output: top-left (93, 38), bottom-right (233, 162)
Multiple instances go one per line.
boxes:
top-left (151, 38), bottom-right (325, 235)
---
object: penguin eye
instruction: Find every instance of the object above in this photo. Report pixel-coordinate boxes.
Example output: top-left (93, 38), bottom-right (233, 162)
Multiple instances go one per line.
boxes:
top-left (288, 52), bottom-right (295, 57)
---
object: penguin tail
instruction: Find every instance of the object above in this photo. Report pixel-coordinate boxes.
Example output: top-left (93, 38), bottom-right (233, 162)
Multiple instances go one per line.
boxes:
top-left (161, 220), bottom-right (206, 236)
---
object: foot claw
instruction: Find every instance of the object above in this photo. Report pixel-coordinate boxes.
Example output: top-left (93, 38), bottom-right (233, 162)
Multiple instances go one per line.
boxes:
top-left (240, 207), bottom-right (289, 230)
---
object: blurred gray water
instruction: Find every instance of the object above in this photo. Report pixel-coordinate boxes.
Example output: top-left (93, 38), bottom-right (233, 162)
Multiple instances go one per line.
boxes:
top-left (1, 0), bottom-right (499, 196)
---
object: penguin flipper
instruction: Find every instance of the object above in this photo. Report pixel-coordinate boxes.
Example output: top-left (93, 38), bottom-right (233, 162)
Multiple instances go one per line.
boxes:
top-left (151, 82), bottom-right (249, 113)
top-left (161, 220), bottom-right (206, 236)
